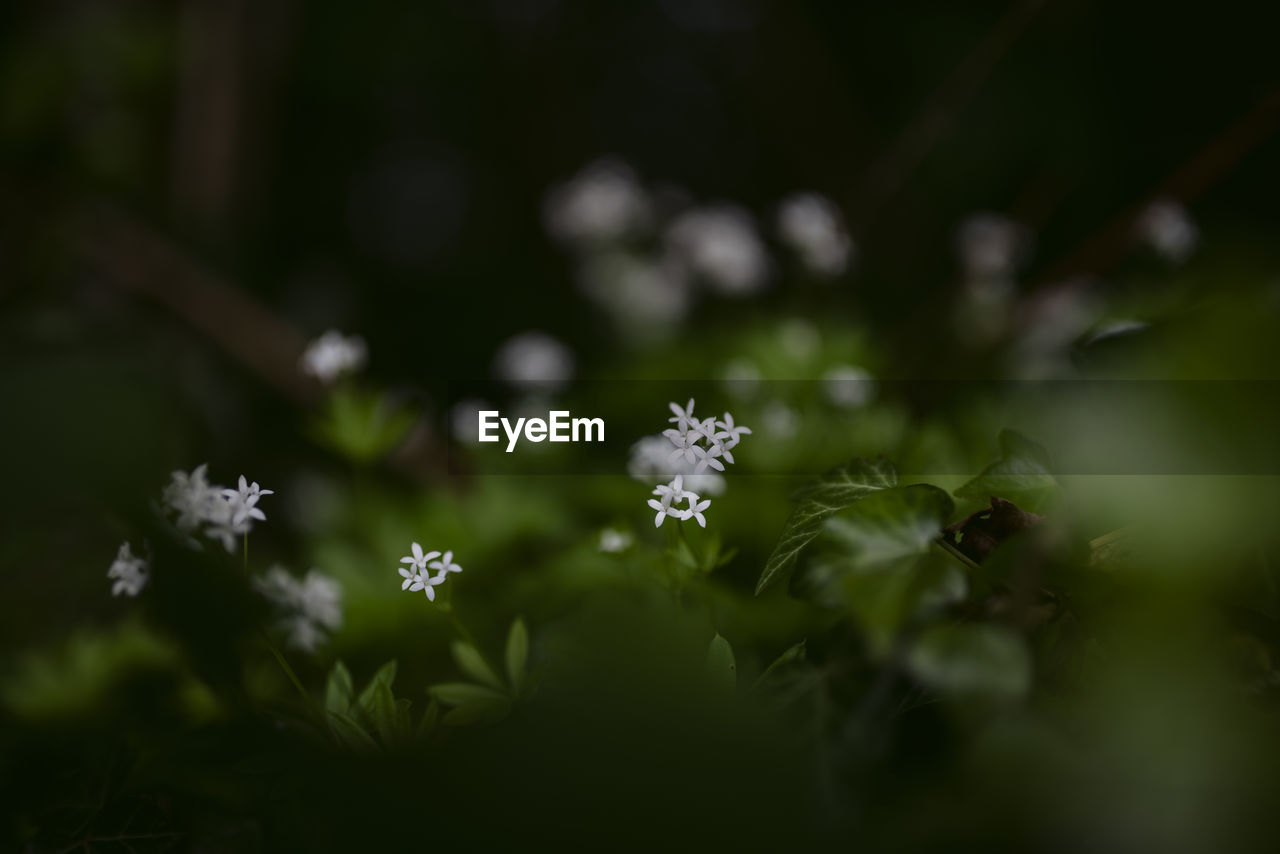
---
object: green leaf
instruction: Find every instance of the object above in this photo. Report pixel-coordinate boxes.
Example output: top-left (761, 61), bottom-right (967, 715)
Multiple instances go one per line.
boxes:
top-left (416, 699), bottom-right (440, 740)
top-left (752, 640), bottom-right (807, 692)
top-left (505, 618), bottom-right (529, 695)
top-left (325, 660), bottom-right (355, 716)
top-left (706, 633), bottom-right (737, 691)
top-left (450, 642), bottom-right (504, 691)
top-left (356, 660), bottom-right (398, 715)
top-left (429, 682), bottom-right (508, 707)
top-left (820, 485), bottom-right (955, 569)
top-left (906, 623), bottom-right (1031, 707)
top-left (756, 457), bottom-right (899, 595)
top-left (954, 429), bottom-right (1059, 513)
top-left (311, 387), bottom-right (415, 464)
top-left (442, 697), bottom-right (512, 727)
top-left (326, 710), bottom-right (379, 754)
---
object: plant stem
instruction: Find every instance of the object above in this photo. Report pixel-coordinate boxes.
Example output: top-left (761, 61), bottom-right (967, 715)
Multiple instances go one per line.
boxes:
top-left (260, 630), bottom-right (312, 705)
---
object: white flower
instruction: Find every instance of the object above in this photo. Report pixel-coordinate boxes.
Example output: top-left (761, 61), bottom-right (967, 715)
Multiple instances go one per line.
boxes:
top-left (627, 435), bottom-right (726, 496)
top-left (822, 364), bottom-right (876, 408)
top-left (543, 158), bottom-right (652, 246)
top-left (665, 429), bottom-right (701, 466)
top-left (254, 566), bottom-right (343, 651)
top-left (397, 543), bottom-right (460, 602)
top-left (955, 212), bottom-right (1033, 283)
top-left (714, 412), bottom-right (752, 447)
top-left (646, 496), bottom-right (685, 528)
top-left (203, 499), bottom-right (252, 553)
top-left (1136, 198), bottom-right (1197, 264)
top-left (680, 496), bottom-right (711, 528)
top-left (651, 473), bottom-right (688, 509)
top-left (107, 541), bottom-right (149, 597)
top-left (400, 542), bottom-right (438, 575)
top-left (667, 398), bottom-right (696, 431)
top-left (428, 550), bottom-right (462, 576)
top-left (776, 192), bottom-right (854, 277)
top-left (574, 251), bottom-right (692, 339)
top-left (666, 205), bottom-right (770, 295)
top-left (598, 528), bottom-right (633, 553)
top-left (691, 444), bottom-right (726, 473)
top-left (222, 475), bottom-right (273, 526)
top-left (492, 331), bottom-right (575, 391)
top-left (162, 464), bottom-right (220, 533)
top-left (300, 330), bottom-right (368, 383)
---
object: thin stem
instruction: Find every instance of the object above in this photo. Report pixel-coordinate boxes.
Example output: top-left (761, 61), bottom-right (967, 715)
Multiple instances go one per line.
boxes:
top-left (261, 629), bottom-right (312, 706)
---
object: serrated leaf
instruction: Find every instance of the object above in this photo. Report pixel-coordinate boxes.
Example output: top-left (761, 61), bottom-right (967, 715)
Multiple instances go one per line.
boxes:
top-left (820, 485), bottom-right (955, 569)
top-left (442, 697), bottom-right (512, 727)
top-left (325, 660), bottom-right (355, 716)
top-left (429, 682), bottom-right (508, 707)
top-left (706, 633), bottom-right (737, 691)
top-left (505, 618), bottom-right (528, 695)
top-left (756, 458), bottom-right (899, 595)
top-left (906, 623), bottom-right (1031, 707)
top-left (450, 642), bottom-right (504, 691)
top-left (954, 429), bottom-right (1059, 513)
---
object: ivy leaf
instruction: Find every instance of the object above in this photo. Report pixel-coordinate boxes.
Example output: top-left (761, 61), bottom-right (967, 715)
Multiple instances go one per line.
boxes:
top-left (954, 429), bottom-right (1059, 513)
top-left (906, 623), bottom-right (1031, 708)
top-left (450, 642), bottom-right (504, 691)
top-left (505, 618), bottom-right (529, 696)
top-left (324, 660), bottom-right (355, 716)
top-left (706, 633), bottom-right (737, 692)
top-left (756, 457), bottom-right (899, 595)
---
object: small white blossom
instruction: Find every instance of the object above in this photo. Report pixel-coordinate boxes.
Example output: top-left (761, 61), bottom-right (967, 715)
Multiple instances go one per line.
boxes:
top-left (777, 192), bottom-right (854, 277)
top-left (162, 464), bottom-right (220, 533)
top-left (1136, 198), bottom-right (1197, 265)
top-left (666, 205), bottom-right (770, 295)
top-left (955, 213), bottom-right (1033, 283)
top-left (162, 465), bottom-right (271, 553)
top-left (397, 543), bottom-right (461, 602)
top-left (598, 528), bottom-right (633, 553)
top-left (254, 566), bottom-right (343, 651)
top-left (691, 443), bottom-right (726, 473)
top-left (222, 475), bottom-right (273, 526)
top-left (300, 330), bottom-right (368, 384)
top-left (651, 473), bottom-right (688, 509)
top-left (680, 497), bottom-right (711, 528)
top-left (428, 550), bottom-right (463, 576)
top-left (107, 541), bottom-right (149, 597)
top-left (714, 412), bottom-right (752, 447)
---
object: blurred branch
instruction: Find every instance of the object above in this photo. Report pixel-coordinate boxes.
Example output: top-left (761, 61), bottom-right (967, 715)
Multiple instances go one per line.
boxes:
top-left (855, 0), bottom-right (1050, 225)
top-left (1037, 88), bottom-right (1280, 285)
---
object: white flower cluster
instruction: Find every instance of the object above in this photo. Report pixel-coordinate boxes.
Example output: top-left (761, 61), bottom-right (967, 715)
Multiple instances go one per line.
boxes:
top-left (300, 330), bottom-right (368, 384)
top-left (162, 466), bottom-right (273, 553)
top-left (254, 566), bottom-right (344, 651)
top-left (776, 192), bottom-right (855, 277)
top-left (107, 541), bottom-right (149, 597)
top-left (1136, 198), bottom-right (1197, 265)
top-left (397, 542), bottom-right (463, 602)
top-left (645, 399), bottom-right (750, 528)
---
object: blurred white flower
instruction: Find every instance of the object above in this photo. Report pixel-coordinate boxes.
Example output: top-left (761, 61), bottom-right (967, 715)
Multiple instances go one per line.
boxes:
top-left (575, 251), bottom-right (692, 338)
top-left (666, 205), bottom-right (770, 295)
top-left (254, 566), bottom-right (343, 652)
top-left (627, 435), bottom-right (726, 496)
top-left (1009, 279), bottom-right (1101, 379)
top-left (492, 331), bottom-right (575, 391)
top-left (778, 318), bottom-right (821, 362)
top-left (300, 330), bottom-right (367, 384)
top-left (543, 158), bottom-right (652, 246)
top-left (822, 365), bottom-right (876, 408)
top-left (721, 359), bottom-right (762, 399)
top-left (1136, 198), bottom-right (1198, 265)
top-left (162, 465), bottom-right (270, 553)
top-left (598, 528), bottom-right (633, 553)
top-left (777, 192), bottom-right (854, 277)
top-left (955, 213), bottom-right (1033, 283)
top-left (107, 541), bottom-right (149, 598)
top-left (761, 401), bottom-right (798, 438)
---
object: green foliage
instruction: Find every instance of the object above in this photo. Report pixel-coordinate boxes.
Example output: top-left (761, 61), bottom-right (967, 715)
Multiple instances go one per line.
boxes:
top-left (428, 618), bottom-right (533, 726)
top-left (310, 386), bottom-right (415, 464)
top-left (756, 457), bottom-right (898, 594)
top-left (706, 633), bottom-right (737, 691)
top-left (954, 429), bottom-right (1060, 513)
top-left (324, 659), bottom-right (421, 750)
top-left (906, 622), bottom-right (1032, 709)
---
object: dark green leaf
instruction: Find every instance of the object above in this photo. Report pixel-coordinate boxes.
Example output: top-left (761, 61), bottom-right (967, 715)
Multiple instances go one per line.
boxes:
top-left (505, 618), bottom-right (528, 695)
top-left (752, 640), bottom-right (807, 692)
top-left (906, 623), bottom-right (1031, 707)
top-left (954, 429), bottom-right (1059, 513)
top-left (706, 633), bottom-right (737, 691)
top-left (442, 697), bottom-right (512, 726)
top-left (324, 660), bottom-right (355, 716)
top-left (450, 642), bottom-right (504, 691)
top-left (429, 682), bottom-right (508, 706)
top-left (756, 458), bottom-right (899, 594)
top-left (356, 659), bottom-right (398, 715)
top-left (327, 710), bottom-right (378, 754)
